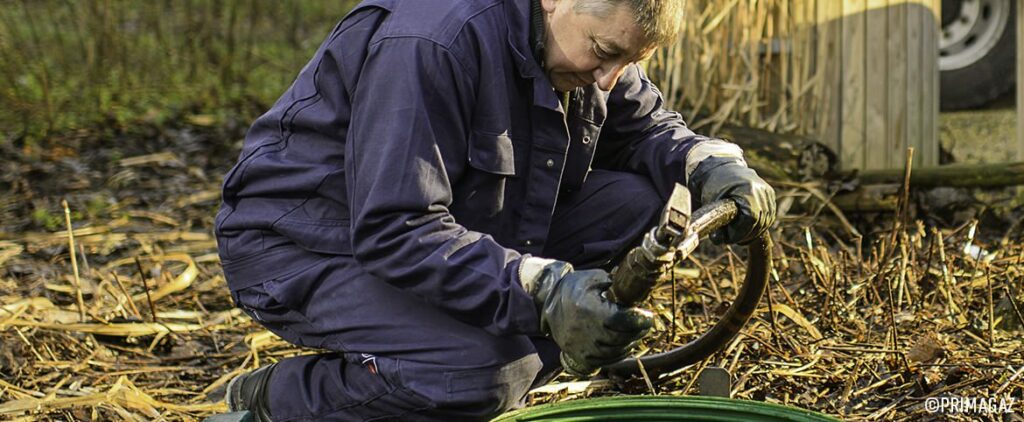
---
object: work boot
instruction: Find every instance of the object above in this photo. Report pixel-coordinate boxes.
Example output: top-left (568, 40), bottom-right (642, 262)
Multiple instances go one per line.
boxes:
top-left (226, 363), bottom-right (277, 422)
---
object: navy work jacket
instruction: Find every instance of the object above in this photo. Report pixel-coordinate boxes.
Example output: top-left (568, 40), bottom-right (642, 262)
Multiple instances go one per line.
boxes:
top-left (216, 0), bottom-right (712, 336)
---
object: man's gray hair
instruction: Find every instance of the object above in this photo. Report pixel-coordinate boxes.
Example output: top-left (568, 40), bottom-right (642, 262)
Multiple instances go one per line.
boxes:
top-left (573, 0), bottom-right (685, 47)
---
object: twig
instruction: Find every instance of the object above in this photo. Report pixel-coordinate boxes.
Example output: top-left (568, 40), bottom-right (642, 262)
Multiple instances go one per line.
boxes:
top-left (985, 264), bottom-right (994, 350)
top-left (765, 270), bottom-right (781, 340)
top-left (881, 258), bottom-right (904, 368)
top-left (775, 181), bottom-right (861, 239)
top-left (896, 238), bottom-right (909, 309)
top-left (866, 248), bottom-right (883, 304)
top-left (134, 257), bottom-right (159, 323)
top-left (726, 245), bottom-right (738, 293)
top-left (14, 327), bottom-right (45, 362)
top-left (77, 243), bottom-right (91, 276)
top-left (855, 235), bottom-right (864, 282)
top-left (922, 230), bottom-right (937, 302)
top-left (110, 273), bottom-right (142, 320)
top-left (818, 345), bottom-right (902, 354)
top-left (933, 228), bottom-right (960, 322)
top-left (636, 357), bottom-right (657, 395)
top-left (670, 257), bottom-right (678, 342)
top-left (897, 148), bottom-right (914, 230)
top-left (61, 199), bottom-right (86, 322)
top-left (1003, 286), bottom-right (1024, 328)
top-left (994, 365), bottom-right (1024, 395)
top-left (865, 391), bottom-right (910, 421)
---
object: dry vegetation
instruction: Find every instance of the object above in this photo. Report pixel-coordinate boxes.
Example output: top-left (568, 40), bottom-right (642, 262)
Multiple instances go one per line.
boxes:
top-left (647, 0), bottom-right (827, 136)
top-left (528, 190), bottom-right (1024, 421)
top-left (1, 126), bottom-right (1022, 421)
top-left (2, 1), bottom-right (1022, 421)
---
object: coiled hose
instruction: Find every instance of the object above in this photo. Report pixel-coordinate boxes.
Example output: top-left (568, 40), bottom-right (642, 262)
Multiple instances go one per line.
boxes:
top-left (603, 200), bottom-right (772, 379)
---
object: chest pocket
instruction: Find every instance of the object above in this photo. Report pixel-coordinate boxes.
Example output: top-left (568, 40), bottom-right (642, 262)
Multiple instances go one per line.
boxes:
top-left (453, 130), bottom-right (517, 222)
top-left (467, 130), bottom-right (516, 176)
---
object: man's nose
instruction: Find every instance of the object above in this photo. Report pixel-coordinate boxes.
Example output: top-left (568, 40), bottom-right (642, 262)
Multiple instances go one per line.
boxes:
top-left (594, 62), bottom-right (627, 91)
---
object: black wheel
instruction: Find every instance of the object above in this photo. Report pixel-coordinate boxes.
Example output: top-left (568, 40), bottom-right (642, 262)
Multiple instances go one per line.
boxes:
top-left (939, 0), bottom-right (1016, 110)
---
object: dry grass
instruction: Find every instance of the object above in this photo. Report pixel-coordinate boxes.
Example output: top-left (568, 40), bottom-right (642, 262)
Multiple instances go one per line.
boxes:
top-left (0, 1), bottom-right (1020, 419)
top-left (529, 217), bottom-right (1024, 421)
top-left (647, 0), bottom-right (826, 136)
top-left (1, 130), bottom-right (1022, 421)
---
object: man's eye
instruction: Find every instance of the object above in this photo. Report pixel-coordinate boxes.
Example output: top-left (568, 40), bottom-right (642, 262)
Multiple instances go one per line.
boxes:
top-left (593, 44), bottom-right (609, 59)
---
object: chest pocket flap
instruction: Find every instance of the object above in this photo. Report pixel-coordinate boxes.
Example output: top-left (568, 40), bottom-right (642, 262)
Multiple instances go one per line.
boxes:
top-left (467, 130), bottom-right (516, 176)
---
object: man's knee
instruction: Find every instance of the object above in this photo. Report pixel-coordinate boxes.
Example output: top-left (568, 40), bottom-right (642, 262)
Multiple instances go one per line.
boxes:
top-left (607, 172), bottom-right (663, 226)
top-left (405, 353), bottom-right (544, 419)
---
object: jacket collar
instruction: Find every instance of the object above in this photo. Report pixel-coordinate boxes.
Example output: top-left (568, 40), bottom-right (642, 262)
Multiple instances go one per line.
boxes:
top-left (505, 0), bottom-right (544, 80)
top-left (506, 0), bottom-right (565, 111)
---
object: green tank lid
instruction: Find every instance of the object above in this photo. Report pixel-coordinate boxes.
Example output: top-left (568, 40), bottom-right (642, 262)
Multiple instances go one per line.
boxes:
top-left (494, 395), bottom-right (842, 422)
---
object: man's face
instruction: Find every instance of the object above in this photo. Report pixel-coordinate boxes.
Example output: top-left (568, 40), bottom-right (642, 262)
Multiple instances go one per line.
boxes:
top-left (541, 0), bottom-right (655, 92)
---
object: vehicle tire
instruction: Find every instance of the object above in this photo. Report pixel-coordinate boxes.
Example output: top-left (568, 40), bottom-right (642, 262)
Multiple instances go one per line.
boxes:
top-left (939, 0), bottom-right (1016, 111)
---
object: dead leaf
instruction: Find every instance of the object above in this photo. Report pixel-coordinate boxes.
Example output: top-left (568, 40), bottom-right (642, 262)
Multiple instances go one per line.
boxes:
top-left (907, 332), bottom-right (945, 363)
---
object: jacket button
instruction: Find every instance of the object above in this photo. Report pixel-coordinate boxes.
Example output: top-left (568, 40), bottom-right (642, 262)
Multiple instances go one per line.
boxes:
top-left (545, 159), bottom-right (555, 168)
top-left (525, 240), bottom-right (533, 246)
top-left (582, 136), bottom-right (591, 144)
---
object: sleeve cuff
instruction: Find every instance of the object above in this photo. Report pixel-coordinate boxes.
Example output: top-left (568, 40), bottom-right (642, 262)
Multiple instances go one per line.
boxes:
top-left (517, 256), bottom-right (558, 297)
top-left (684, 139), bottom-right (746, 181)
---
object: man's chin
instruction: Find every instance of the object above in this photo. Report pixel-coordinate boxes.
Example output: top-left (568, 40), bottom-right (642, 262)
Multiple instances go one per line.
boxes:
top-left (550, 74), bottom-right (584, 92)
top-left (550, 82), bottom-right (573, 92)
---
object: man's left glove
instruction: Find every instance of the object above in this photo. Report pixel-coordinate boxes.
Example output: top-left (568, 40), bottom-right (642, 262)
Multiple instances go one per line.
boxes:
top-left (689, 155), bottom-right (776, 245)
top-left (519, 258), bottom-right (653, 372)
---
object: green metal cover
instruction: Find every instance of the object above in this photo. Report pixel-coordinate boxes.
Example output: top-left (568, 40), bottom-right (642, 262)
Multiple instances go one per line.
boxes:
top-left (493, 396), bottom-right (842, 422)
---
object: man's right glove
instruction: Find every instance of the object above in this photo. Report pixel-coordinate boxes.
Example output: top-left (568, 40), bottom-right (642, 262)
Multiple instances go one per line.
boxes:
top-left (684, 139), bottom-right (776, 245)
top-left (519, 258), bottom-right (654, 371)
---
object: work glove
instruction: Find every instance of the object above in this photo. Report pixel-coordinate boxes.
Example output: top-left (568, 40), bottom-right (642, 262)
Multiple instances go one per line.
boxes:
top-left (519, 258), bottom-right (654, 370)
top-left (689, 156), bottom-right (776, 245)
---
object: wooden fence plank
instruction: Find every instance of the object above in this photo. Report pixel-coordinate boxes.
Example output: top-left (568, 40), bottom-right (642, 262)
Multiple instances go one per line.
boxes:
top-left (887, 0), bottom-right (908, 169)
top-left (865, 0), bottom-right (890, 169)
top-left (816, 0), bottom-right (843, 156)
top-left (841, 0), bottom-right (868, 170)
top-left (921, 0), bottom-right (939, 167)
top-left (905, 0), bottom-right (924, 167)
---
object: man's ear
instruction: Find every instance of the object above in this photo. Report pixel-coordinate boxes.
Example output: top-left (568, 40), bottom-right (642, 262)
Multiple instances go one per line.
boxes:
top-left (541, 0), bottom-right (558, 14)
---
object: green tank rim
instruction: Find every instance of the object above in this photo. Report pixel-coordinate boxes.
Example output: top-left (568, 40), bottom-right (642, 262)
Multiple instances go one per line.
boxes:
top-left (493, 395), bottom-right (842, 422)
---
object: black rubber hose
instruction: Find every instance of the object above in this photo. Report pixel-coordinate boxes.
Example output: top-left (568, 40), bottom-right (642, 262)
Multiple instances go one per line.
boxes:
top-left (602, 200), bottom-right (772, 379)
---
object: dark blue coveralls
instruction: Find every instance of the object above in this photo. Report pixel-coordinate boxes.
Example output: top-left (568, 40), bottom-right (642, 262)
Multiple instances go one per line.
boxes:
top-left (216, 0), bottom-right (715, 420)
